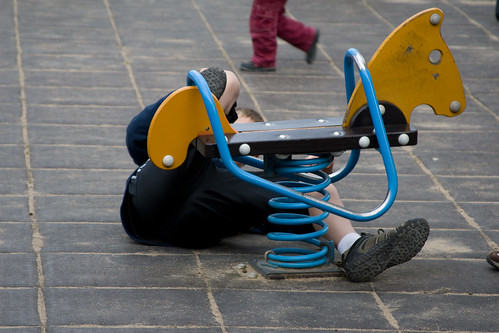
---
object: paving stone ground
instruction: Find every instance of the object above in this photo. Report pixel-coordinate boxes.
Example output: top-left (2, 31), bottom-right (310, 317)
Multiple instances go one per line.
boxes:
top-left (0, 0), bottom-right (498, 332)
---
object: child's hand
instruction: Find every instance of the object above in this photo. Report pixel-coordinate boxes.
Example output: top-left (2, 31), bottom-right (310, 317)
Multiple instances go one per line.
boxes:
top-left (322, 160), bottom-right (334, 174)
top-left (306, 155), bottom-right (334, 174)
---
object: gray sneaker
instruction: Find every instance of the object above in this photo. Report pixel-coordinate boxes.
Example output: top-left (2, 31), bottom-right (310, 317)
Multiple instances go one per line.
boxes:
top-left (187, 67), bottom-right (227, 99)
top-left (342, 218), bottom-right (430, 282)
top-left (200, 67), bottom-right (227, 99)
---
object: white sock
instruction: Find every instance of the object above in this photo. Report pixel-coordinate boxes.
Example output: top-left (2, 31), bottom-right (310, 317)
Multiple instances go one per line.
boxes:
top-left (337, 232), bottom-right (361, 255)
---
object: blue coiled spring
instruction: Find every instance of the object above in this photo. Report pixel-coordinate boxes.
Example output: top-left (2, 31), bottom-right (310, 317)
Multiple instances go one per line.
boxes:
top-left (264, 154), bottom-right (335, 269)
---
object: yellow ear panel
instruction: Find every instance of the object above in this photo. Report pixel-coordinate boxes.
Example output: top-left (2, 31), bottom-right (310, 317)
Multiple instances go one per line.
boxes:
top-left (147, 86), bottom-right (236, 169)
top-left (343, 8), bottom-right (466, 127)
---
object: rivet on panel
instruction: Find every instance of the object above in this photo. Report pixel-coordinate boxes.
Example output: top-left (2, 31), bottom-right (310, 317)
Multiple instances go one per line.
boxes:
top-left (359, 136), bottom-right (370, 148)
top-left (450, 101), bottom-right (461, 113)
top-left (379, 104), bottom-right (386, 115)
top-left (430, 13), bottom-right (441, 25)
top-left (239, 143), bottom-right (251, 155)
top-left (429, 49), bottom-right (442, 65)
top-left (398, 134), bottom-right (410, 146)
top-left (163, 155), bottom-right (174, 167)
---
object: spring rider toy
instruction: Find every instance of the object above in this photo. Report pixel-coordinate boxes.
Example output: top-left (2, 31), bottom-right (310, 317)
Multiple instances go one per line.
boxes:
top-left (146, 8), bottom-right (465, 278)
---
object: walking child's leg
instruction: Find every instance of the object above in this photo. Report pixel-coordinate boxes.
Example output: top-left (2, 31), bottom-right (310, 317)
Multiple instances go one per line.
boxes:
top-left (247, 0), bottom-right (286, 68)
top-left (276, 11), bottom-right (317, 53)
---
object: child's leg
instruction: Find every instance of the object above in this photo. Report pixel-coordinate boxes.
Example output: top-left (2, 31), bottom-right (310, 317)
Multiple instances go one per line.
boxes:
top-left (308, 184), bottom-right (360, 253)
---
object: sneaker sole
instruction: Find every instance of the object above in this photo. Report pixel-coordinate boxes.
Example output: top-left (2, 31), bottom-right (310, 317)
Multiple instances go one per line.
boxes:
top-left (345, 218), bottom-right (430, 282)
top-left (240, 66), bottom-right (276, 72)
top-left (200, 68), bottom-right (226, 99)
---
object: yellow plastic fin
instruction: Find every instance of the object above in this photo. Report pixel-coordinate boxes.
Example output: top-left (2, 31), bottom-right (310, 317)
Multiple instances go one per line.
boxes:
top-left (343, 8), bottom-right (466, 127)
top-left (147, 86), bottom-right (236, 169)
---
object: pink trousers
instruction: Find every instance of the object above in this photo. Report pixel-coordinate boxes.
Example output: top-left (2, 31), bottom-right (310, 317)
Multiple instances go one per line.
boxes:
top-left (249, 0), bottom-right (316, 67)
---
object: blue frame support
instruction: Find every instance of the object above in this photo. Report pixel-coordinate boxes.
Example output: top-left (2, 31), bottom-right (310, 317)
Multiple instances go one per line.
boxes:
top-left (186, 48), bottom-right (398, 222)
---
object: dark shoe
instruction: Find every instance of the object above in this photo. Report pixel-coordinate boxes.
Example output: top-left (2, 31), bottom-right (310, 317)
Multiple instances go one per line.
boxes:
top-left (487, 250), bottom-right (499, 270)
top-left (240, 61), bottom-right (275, 72)
top-left (187, 67), bottom-right (227, 99)
top-left (342, 218), bottom-right (430, 282)
top-left (200, 67), bottom-right (227, 99)
top-left (305, 29), bottom-right (320, 64)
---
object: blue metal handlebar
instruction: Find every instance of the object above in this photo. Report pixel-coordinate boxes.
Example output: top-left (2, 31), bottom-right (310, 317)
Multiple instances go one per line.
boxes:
top-left (186, 49), bottom-right (398, 221)
top-left (343, 48), bottom-right (398, 216)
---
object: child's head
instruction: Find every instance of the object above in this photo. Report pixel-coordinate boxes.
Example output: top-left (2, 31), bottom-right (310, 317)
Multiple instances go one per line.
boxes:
top-left (235, 107), bottom-right (264, 123)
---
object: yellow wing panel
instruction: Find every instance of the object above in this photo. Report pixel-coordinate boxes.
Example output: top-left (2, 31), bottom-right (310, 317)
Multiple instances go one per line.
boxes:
top-left (147, 87), bottom-right (236, 169)
top-left (344, 8), bottom-right (465, 127)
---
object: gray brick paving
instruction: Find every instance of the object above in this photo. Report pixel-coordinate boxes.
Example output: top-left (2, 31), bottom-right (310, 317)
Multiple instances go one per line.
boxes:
top-left (0, 0), bottom-right (498, 332)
